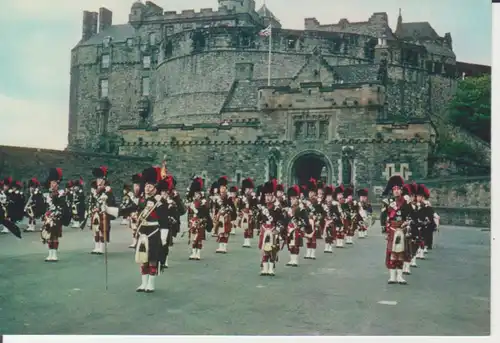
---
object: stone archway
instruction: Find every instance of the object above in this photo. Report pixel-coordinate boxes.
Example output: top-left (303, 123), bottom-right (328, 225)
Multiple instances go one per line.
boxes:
top-left (287, 149), bottom-right (334, 186)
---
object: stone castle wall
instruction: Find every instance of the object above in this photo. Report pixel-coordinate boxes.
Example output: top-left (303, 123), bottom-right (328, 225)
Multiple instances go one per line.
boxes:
top-left (0, 146), bottom-right (151, 192)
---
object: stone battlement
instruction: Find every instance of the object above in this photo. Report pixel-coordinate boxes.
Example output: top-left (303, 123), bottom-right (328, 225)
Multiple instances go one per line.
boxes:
top-left (257, 83), bottom-right (385, 111)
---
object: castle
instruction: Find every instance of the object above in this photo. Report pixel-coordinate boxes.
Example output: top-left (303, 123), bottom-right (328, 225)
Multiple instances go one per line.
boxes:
top-left (68, 0), bottom-right (471, 192)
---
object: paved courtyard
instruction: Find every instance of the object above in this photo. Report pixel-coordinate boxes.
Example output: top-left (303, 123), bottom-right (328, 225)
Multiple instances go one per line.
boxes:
top-left (0, 217), bottom-right (490, 335)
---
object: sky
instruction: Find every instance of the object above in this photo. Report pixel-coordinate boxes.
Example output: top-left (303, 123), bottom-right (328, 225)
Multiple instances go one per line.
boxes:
top-left (0, 0), bottom-right (492, 150)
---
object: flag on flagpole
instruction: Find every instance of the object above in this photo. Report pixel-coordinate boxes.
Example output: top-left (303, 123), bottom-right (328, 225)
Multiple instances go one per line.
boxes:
top-left (259, 25), bottom-right (272, 37)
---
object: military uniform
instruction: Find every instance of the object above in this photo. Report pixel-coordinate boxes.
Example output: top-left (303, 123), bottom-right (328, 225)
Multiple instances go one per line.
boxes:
top-left (214, 176), bottom-right (237, 254)
top-left (322, 186), bottom-right (343, 253)
top-left (41, 168), bottom-right (71, 262)
top-left (186, 177), bottom-right (212, 260)
top-left (382, 175), bottom-right (412, 285)
top-left (239, 178), bottom-right (256, 248)
top-left (24, 178), bottom-right (46, 232)
top-left (70, 179), bottom-right (86, 229)
top-left (284, 185), bottom-right (309, 267)
top-left (88, 166), bottom-right (116, 255)
top-left (356, 188), bottom-right (372, 238)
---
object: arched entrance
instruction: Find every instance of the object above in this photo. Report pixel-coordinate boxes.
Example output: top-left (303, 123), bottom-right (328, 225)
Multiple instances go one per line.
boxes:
top-left (288, 150), bottom-right (334, 186)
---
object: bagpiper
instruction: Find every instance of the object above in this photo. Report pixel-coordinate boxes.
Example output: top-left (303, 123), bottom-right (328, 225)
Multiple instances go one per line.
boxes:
top-left (239, 178), bottom-right (256, 248)
top-left (8, 181), bottom-right (25, 226)
top-left (356, 188), bottom-right (373, 238)
top-left (105, 167), bottom-right (171, 293)
top-left (209, 181), bottom-right (219, 237)
top-left (334, 185), bottom-right (346, 248)
top-left (341, 186), bottom-right (358, 245)
top-left (164, 171), bottom-right (186, 247)
top-left (401, 184), bottom-right (415, 275)
top-left (304, 178), bottom-right (324, 259)
top-left (416, 183), bottom-right (438, 256)
top-left (257, 181), bottom-right (284, 276)
top-left (0, 177), bottom-right (22, 238)
top-left (88, 166), bottom-right (116, 255)
top-left (120, 184), bottom-right (132, 225)
top-left (322, 185), bottom-right (342, 253)
top-left (382, 175), bottom-right (412, 285)
top-left (186, 177), bottom-right (212, 260)
top-left (70, 178), bottom-right (86, 229)
top-left (127, 173), bottom-right (143, 248)
top-left (229, 185), bottom-right (239, 236)
top-left (41, 168), bottom-right (71, 262)
top-left (284, 185), bottom-right (308, 267)
top-left (315, 180), bottom-right (325, 239)
top-left (24, 177), bottom-right (46, 232)
top-left (257, 180), bottom-right (283, 274)
top-left (156, 173), bottom-right (182, 270)
top-left (214, 176), bottom-right (237, 254)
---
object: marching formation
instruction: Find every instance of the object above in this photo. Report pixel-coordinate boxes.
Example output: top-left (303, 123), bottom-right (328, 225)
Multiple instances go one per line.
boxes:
top-left (0, 164), bottom-right (439, 293)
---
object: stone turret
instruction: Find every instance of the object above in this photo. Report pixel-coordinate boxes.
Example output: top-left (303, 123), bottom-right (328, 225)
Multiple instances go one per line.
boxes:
top-left (129, 1), bottom-right (145, 29)
top-left (218, 0), bottom-right (255, 13)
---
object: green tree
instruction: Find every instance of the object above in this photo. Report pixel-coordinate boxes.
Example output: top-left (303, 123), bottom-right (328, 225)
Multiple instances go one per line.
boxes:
top-left (448, 74), bottom-right (491, 142)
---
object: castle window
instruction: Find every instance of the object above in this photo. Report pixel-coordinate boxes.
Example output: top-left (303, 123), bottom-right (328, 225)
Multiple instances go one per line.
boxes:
top-left (143, 55), bottom-right (151, 69)
top-left (149, 33), bottom-right (156, 45)
top-left (126, 38), bottom-right (134, 47)
top-left (101, 54), bottom-right (110, 69)
top-left (319, 121), bottom-right (329, 139)
top-left (103, 36), bottom-right (111, 48)
top-left (306, 121), bottom-right (316, 139)
top-left (294, 121), bottom-right (304, 139)
top-left (434, 62), bottom-right (442, 74)
top-left (142, 77), bottom-right (150, 96)
top-left (99, 79), bottom-right (109, 98)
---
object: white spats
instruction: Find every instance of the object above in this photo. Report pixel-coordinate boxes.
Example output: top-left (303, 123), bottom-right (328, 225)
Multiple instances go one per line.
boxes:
top-left (230, 223), bottom-right (237, 235)
top-left (145, 275), bottom-right (156, 293)
top-left (324, 244), bottom-right (333, 253)
top-left (286, 254), bottom-right (299, 266)
top-left (242, 238), bottom-right (251, 248)
top-left (195, 249), bottom-right (201, 260)
top-left (417, 248), bottom-right (425, 259)
top-left (268, 262), bottom-right (275, 276)
top-left (388, 269), bottom-right (397, 284)
top-left (189, 249), bottom-right (197, 260)
top-left (358, 230), bottom-right (365, 238)
top-left (45, 250), bottom-right (58, 262)
top-left (260, 262), bottom-right (269, 275)
top-left (310, 249), bottom-right (316, 260)
top-left (91, 242), bottom-right (104, 255)
top-left (25, 224), bottom-right (35, 232)
top-left (0, 225), bottom-right (10, 234)
top-left (424, 247), bottom-right (428, 254)
top-left (137, 275), bottom-right (149, 292)
top-left (345, 236), bottom-right (354, 244)
top-left (396, 269), bottom-right (407, 284)
top-left (402, 262), bottom-right (411, 275)
top-left (216, 243), bottom-right (227, 254)
top-left (71, 221), bottom-right (80, 229)
top-left (377, 300), bottom-right (398, 305)
top-left (305, 249), bottom-right (312, 259)
top-left (336, 239), bottom-right (344, 248)
top-left (410, 256), bottom-right (418, 267)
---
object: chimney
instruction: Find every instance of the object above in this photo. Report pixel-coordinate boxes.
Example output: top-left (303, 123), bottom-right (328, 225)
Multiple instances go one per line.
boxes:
top-left (99, 7), bottom-right (113, 32)
top-left (82, 11), bottom-right (98, 41)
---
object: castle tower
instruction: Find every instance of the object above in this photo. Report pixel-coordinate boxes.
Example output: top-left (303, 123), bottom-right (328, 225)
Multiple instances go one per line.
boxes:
top-left (129, 1), bottom-right (145, 29)
top-left (218, 0), bottom-right (255, 13)
top-left (395, 8), bottom-right (403, 35)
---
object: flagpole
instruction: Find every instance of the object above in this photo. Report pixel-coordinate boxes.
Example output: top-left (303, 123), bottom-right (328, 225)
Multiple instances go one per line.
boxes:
top-left (267, 25), bottom-right (272, 86)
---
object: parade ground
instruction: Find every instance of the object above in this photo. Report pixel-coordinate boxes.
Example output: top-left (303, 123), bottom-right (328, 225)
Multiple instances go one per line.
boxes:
top-left (0, 219), bottom-right (490, 335)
